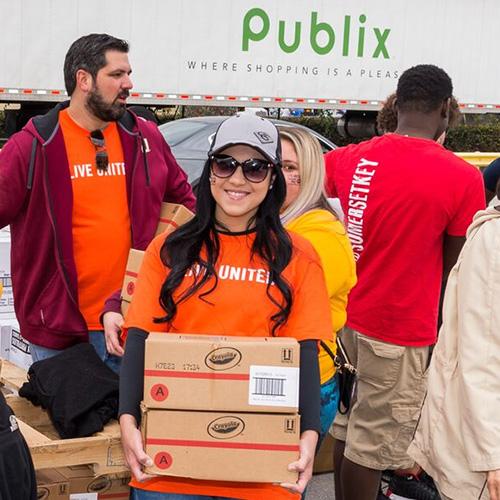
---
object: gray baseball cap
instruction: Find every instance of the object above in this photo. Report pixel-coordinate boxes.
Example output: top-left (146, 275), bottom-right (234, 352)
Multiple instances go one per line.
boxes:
top-left (209, 113), bottom-right (281, 165)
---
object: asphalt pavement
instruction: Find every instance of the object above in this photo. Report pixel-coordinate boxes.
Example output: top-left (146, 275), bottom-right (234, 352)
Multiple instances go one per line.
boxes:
top-left (308, 472), bottom-right (335, 499)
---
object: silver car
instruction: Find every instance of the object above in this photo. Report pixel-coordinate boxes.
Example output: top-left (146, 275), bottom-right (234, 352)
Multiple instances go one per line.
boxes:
top-left (159, 116), bottom-right (336, 186)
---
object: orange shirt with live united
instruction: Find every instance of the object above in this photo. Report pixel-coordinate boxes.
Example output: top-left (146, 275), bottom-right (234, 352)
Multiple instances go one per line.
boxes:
top-left (59, 109), bottom-right (131, 329)
top-left (124, 231), bottom-right (333, 500)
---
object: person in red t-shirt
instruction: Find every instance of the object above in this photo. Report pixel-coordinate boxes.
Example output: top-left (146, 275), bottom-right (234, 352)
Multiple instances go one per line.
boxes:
top-left (325, 64), bottom-right (486, 500)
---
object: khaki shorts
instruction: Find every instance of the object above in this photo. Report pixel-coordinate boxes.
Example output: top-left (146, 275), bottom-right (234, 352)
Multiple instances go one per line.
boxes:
top-left (332, 328), bottom-right (430, 470)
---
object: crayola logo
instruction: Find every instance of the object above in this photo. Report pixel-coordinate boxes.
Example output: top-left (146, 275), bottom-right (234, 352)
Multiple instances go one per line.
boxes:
top-left (205, 347), bottom-right (242, 371)
top-left (37, 487), bottom-right (49, 500)
top-left (208, 416), bottom-right (245, 439)
top-left (88, 476), bottom-right (111, 492)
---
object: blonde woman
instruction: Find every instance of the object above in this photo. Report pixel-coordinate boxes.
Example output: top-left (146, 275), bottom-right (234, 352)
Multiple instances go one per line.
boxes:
top-left (279, 127), bottom-right (357, 439)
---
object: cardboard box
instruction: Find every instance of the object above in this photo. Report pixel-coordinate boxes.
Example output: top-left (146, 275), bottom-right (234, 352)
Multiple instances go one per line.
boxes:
top-left (142, 407), bottom-right (300, 483)
top-left (57, 465), bottom-right (130, 499)
top-left (0, 228), bottom-right (14, 315)
top-left (120, 249), bottom-right (144, 305)
top-left (155, 202), bottom-right (194, 236)
top-left (144, 333), bottom-right (300, 413)
top-left (119, 203), bottom-right (193, 316)
top-left (36, 469), bottom-right (70, 499)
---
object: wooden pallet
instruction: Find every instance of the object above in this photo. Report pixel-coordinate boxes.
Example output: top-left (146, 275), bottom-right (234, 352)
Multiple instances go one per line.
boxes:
top-left (0, 358), bottom-right (28, 391)
top-left (0, 359), bottom-right (128, 475)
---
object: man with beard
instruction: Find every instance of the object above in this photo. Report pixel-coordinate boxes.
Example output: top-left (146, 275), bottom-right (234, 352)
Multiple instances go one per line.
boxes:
top-left (0, 34), bottom-right (195, 372)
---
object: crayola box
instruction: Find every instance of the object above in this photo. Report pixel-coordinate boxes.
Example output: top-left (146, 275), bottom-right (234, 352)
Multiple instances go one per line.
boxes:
top-left (142, 406), bottom-right (299, 483)
top-left (144, 333), bottom-right (300, 413)
top-left (120, 249), bottom-right (144, 317)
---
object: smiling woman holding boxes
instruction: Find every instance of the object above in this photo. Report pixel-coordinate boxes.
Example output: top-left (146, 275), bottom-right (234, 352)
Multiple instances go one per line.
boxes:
top-left (111, 114), bottom-right (333, 500)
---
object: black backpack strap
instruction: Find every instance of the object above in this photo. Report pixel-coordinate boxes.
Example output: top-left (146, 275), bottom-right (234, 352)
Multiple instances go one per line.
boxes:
top-left (26, 138), bottom-right (37, 190)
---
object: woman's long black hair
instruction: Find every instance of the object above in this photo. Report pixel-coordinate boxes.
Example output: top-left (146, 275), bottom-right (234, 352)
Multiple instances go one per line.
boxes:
top-left (155, 152), bottom-right (293, 335)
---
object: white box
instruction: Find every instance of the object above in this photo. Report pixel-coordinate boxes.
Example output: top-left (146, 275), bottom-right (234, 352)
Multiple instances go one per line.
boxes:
top-left (0, 229), bottom-right (14, 315)
top-left (0, 319), bottom-right (32, 371)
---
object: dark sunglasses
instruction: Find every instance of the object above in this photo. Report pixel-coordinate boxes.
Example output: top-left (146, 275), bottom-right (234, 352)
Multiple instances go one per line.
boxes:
top-left (210, 154), bottom-right (273, 183)
top-left (89, 130), bottom-right (108, 172)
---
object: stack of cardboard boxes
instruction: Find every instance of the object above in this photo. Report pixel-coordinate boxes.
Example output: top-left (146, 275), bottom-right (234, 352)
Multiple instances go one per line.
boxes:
top-left (141, 333), bottom-right (301, 483)
top-left (0, 227), bottom-right (32, 370)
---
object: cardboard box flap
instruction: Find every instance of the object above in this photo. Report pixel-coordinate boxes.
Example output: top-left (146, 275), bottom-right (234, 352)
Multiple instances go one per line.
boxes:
top-left (149, 332), bottom-right (299, 346)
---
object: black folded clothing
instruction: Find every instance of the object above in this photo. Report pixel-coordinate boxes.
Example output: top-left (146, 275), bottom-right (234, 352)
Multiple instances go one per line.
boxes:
top-left (19, 343), bottom-right (119, 438)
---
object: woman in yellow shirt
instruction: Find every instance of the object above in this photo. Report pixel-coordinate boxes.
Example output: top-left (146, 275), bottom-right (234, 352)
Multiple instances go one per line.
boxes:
top-left (279, 127), bottom-right (357, 439)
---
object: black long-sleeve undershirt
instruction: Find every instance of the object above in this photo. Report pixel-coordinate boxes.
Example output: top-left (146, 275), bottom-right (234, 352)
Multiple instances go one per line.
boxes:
top-left (119, 328), bottom-right (321, 434)
top-left (119, 327), bottom-right (148, 424)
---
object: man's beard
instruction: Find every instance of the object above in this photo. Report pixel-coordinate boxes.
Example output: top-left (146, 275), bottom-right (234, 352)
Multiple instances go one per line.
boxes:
top-left (86, 85), bottom-right (129, 122)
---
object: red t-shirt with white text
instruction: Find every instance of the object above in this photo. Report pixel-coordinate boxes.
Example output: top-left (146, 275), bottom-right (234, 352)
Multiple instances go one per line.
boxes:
top-left (325, 134), bottom-right (485, 346)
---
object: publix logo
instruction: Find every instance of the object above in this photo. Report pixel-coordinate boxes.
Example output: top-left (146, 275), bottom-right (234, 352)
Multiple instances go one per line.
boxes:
top-left (242, 8), bottom-right (391, 59)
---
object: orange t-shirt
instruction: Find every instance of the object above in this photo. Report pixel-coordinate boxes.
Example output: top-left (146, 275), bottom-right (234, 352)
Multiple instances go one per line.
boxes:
top-left (124, 230), bottom-right (333, 499)
top-left (59, 109), bottom-right (131, 328)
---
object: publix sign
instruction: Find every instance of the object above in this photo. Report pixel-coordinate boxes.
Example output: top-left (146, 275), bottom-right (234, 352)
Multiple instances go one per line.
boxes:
top-left (242, 7), bottom-right (392, 58)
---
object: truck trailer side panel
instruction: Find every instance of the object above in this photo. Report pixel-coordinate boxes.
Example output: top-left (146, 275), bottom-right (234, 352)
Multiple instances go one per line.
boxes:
top-left (1, 0), bottom-right (499, 111)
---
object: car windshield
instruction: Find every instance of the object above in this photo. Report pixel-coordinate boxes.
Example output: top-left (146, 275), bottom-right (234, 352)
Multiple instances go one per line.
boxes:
top-left (160, 121), bottom-right (209, 147)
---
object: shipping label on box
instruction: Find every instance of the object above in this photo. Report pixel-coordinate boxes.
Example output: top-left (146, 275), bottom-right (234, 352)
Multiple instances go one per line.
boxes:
top-left (155, 202), bottom-right (194, 236)
top-left (120, 249), bottom-right (144, 305)
top-left (144, 333), bottom-right (299, 413)
top-left (142, 407), bottom-right (300, 483)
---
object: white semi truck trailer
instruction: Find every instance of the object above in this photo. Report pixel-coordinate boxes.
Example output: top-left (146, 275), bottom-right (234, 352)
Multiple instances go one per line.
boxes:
top-left (1, 0), bottom-right (499, 133)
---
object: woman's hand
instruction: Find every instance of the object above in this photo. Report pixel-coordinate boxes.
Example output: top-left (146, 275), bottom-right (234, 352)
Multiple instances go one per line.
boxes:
top-left (487, 469), bottom-right (500, 500)
top-left (103, 312), bottom-right (125, 356)
top-left (280, 430), bottom-right (319, 494)
top-left (119, 414), bottom-right (154, 482)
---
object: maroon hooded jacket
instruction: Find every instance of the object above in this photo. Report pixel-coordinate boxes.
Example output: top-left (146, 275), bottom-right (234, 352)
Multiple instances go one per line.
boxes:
top-left (0, 102), bottom-right (195, 349)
